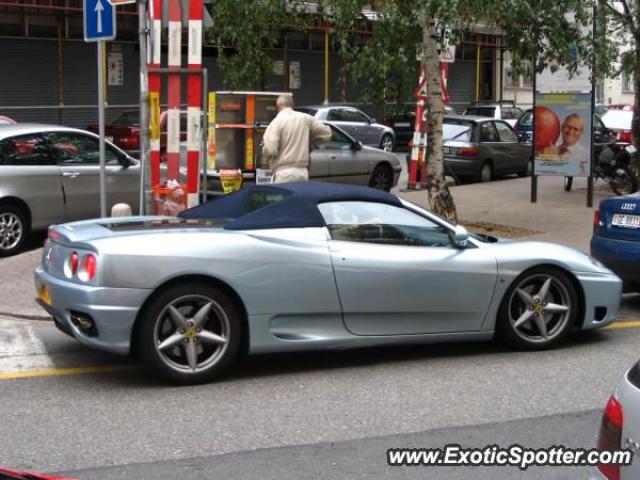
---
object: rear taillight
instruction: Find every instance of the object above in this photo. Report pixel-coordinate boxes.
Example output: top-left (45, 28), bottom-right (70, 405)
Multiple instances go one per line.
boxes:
top-left (618, 130), bottom-right (632, 143)
top-left (457, 147), bottom-right (479, 157)
top-left (63, 251), bottom-right (80, 278)
top-left (48, 228), bottom-right (60, 241)
top-left (119, 134), bottom-right (140, 149)
top-left (596, 395), bottom-right (623, 480)
top-left (593, 209), bottom-right (602, 233)
top-left (77, 254), bottom-right (97, 282)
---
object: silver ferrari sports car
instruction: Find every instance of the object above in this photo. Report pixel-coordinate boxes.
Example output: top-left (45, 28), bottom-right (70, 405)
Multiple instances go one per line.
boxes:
top-left (35, 182), bottom-right (622, 384)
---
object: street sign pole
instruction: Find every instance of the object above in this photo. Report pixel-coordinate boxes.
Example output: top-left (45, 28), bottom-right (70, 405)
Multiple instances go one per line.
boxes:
top-left (97, 39), bottom-right (107, 218)
top-left (138, 0), bottom-right (150, 214)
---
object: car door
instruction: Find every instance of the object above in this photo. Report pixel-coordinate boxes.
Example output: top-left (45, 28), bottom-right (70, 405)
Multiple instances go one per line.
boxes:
top-left (48, 131), bottom-right (138, 220)
top-left (321, 127), bottom-right (371, 186)
top-left (345, 108), bottom-right (378, 146)
top-left (318, 201), bottom-right (498, 335)
top-left (0, 133), bottom-right (65, 227)
top-left (494, 120), bottom-right (529, 173)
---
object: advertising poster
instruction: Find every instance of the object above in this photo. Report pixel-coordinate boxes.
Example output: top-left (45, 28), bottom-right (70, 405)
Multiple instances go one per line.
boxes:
top-left (289, 61), bottom-right (301, 89)
top-left (534, 92), bottom-right (592, 177)
top-left (108, 51), bottom-right (124, 86)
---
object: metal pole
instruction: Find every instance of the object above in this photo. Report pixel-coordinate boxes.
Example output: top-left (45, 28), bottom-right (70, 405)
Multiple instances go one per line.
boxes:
top-left (324, 28), bottom-right (329, 104)
top-left (138, 0), bottom-right (150, 215)
top-left (475, 43), bottom-right (481, 101)
top-left (98, 40), bottom-right (107, 218)
top-left (531, 53), bottom-right (537, 203)
top-left (588, 4), bottom-right (597, 209)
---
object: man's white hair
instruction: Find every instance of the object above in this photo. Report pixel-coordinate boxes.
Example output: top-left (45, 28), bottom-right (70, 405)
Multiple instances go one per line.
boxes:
top-left (276, 94), bottom-right (293, 108)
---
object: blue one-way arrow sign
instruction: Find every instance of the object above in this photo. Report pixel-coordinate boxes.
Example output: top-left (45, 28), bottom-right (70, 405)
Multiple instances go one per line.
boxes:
top-left (84, 0), bottom-right (116, 42)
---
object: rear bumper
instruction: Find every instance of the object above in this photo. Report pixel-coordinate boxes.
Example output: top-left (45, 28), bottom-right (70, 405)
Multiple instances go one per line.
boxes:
top-left (444, 156), bottom-right (482, 177)
top-left (34, 266), bottom-right (151, 355)
top-left (591, 236), bottom-right (640, 288)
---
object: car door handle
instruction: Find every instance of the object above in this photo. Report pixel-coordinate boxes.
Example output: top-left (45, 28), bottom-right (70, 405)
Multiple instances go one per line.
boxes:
top-left (62, 172), bottom-right (80, 178)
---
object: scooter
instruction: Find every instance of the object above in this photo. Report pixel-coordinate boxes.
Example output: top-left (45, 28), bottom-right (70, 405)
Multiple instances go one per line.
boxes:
top-left (564, 141), bottom-right (638, 195)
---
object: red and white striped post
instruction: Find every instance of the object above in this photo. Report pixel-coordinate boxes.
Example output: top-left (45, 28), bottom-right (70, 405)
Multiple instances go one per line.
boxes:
top-left (166, 0), bottom-right (182, 182)
top-left (186, 0), bottom-right (203, 207)
top-left (408, 65), bottom-right (426, 189)
top-left (148, 0), bottom-right (162, 188)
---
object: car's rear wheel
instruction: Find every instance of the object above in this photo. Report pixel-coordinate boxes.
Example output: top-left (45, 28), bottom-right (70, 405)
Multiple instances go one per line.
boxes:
top-left (138, 282), bottom-right (242, 384)
top-left (380, 134), bottom-right (395, 152)
top-left (369, 164), bottom-right (393, 192)
top-left (610, 165), bottom-right (638, 195)
top-left (0, 204), bottom-right (29, 257)
top-left (478, 162), bottom-right (492, 183)
top-left (497, 267), bottom-right (578, 350)
top-left (517, 158), bottom-right (533, 178)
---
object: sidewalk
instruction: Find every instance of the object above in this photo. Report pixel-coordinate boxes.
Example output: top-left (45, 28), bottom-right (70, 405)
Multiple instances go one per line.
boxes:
top-left (0, 174), bottom-right (615, 319)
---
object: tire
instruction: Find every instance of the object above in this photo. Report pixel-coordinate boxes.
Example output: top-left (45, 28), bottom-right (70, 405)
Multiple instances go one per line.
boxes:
top-left (478, 162), bottom-right (492, 183)
top-left (496, 267), bottom-right (578, 350)
top-left (609, 165), bottom-right (638, 195)
top-left (517, 159), bottom-right (532, 178)
top-left (0, 204), bottom-right (29, 257)
top-left (137, 282), bottom-right (242, 384)
top-left (564, 176), bottom-right (573, 192)
top-left (369, 164), bottom-right (393, 192)
top-left (380, 134), bottom-right (394, 152)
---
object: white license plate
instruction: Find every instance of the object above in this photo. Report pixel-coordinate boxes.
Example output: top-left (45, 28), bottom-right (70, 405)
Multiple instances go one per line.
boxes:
top-left (443, 146), bottom-right (452, 154)
top-left (612, 213), bottom-right (640, 228)
top-left (394, 122), bottom-right (410, 127)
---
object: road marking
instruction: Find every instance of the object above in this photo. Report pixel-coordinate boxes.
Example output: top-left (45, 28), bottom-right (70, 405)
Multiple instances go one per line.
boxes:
top-left (604, 320), bottom-right (640, 330)
top-left (0, 320), bottom-right (55, 371)
top-left (0, 364), bottom-right (140, 380)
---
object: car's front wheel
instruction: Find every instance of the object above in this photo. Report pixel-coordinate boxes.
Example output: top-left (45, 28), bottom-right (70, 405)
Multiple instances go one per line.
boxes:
top-left (0, 204), bottom-right (29, 257)
top-left (137, 282), bottom-right (242, 384)
top-left (497, 267), bottom-right (578, 350)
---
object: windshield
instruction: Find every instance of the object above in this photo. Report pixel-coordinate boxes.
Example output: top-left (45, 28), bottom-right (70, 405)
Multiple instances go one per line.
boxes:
top-left (518, 111), bottom-right (533, 126)
top-left (443, 123), bottom-right (473, 141)
top-left (601, 110), bottom-right (632, 130)
top-left (464, 107), bottom-right (495, 117)
top-left (112, 111), bottom-right (140, 127)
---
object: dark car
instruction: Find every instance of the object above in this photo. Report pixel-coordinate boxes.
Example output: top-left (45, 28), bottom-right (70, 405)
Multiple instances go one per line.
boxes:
top-left (384, 105), bottom-right (456, 150)
top-left (591, 192), bottom-right (640, 292)
top-left (515, 109), bottom-right (617, 154)
top-left (442, 115), bottom-right (531, 182)
top-left (296, 105), bottom-right (396, 152)
top-left (87, 110), bottom-right (186, 158)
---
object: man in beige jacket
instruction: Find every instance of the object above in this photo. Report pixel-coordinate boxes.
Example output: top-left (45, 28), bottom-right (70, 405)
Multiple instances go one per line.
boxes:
top-left (262, 95), bottom-right (332, 183)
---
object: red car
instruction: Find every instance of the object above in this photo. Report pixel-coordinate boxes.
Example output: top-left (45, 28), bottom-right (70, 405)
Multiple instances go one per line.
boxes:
top-left (87, 110), bottom-right (186, 159)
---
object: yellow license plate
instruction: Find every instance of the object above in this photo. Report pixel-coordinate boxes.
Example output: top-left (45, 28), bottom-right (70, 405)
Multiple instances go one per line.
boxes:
top-left (38, 283), bottom-right (52, 306)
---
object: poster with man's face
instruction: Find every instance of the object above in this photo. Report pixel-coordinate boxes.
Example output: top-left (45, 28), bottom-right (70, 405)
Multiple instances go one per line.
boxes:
top-left (533, 92), bottom-right (592, 176)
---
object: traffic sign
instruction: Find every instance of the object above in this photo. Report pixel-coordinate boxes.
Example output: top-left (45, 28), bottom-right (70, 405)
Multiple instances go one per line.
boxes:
top-left (84, 0), bottom-right (116, 42)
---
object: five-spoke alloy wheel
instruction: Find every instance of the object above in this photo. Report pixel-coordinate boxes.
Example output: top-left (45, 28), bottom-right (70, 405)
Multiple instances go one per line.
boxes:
top-left (138, 283), bottom-right (242, 384)
top-left (0, 205), bottom-right (28, 257)
top-left (498, 267), bottom-right (578, 350)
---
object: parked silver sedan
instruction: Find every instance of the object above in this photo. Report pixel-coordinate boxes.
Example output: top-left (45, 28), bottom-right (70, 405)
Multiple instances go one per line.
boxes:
top-left (206, 124), bottom-right (402, 193)
top-left (35, 182), bottom-right (621, 384)
top-left (0, 124), bottom-right (139, 256)
top-left (297, 105), bottom-right (396, 151)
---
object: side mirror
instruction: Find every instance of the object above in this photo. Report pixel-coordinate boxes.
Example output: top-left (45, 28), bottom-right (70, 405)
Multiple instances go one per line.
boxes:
top-left (119, 155), bottom-right (132, 168)
top-left (352, 141), bottom-right (363, 151)
top-left (451, 225), bottom-right (470, 248)
top-left (370, 117), bottom-right (376, 124)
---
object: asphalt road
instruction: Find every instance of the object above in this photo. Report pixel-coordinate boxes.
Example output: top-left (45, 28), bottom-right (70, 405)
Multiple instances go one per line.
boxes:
top-left (1, 310), bottom-right (639, 478)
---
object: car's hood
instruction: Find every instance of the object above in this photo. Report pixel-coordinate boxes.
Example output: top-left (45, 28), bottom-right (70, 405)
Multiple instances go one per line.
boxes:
top-left (360, 145), bottom-right (402, 167)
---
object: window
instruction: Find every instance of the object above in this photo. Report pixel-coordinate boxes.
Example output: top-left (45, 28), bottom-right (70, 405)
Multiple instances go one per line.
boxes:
top-left (46, 132), bottom-right (121, 165)
top-left (465, 106), bottom-right (496, 117)
top-left (494, 121), bottom-right (517, 142)
top-left (318, 201), bottom-right (452, 247)
top-left (243, 191), bottom-right (287, 214)
top-left (327, 109), bottom-right (345, 121)
top-left (112, 111), bottom-right (140, 127)
top-left (0, 134), bottom-right (55, 166)
top-left (343, 109), bottom-right (369, 124)
top-left (479, 123), bottom-right (499, 142)
top-left (622, 72), bottom-right (633, 93)
top-left (519, 110), bottom-right (533, 126)
top-left (324, 127), bottom-right (353, 150)
top-left (443, 123), bottom-right (473, 142)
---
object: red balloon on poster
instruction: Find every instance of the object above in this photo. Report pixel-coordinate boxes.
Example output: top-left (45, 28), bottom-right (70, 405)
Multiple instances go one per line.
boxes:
top-left (534, 106), bottom-right (561, 151)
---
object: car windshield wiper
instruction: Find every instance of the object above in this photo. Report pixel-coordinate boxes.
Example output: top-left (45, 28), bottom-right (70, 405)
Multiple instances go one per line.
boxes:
top-left (447, 129), bottom-right (471, 141)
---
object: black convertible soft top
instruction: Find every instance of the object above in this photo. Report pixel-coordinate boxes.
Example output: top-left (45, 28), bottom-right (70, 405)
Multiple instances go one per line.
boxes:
top-left (179, 182), bottom-right (402, 230)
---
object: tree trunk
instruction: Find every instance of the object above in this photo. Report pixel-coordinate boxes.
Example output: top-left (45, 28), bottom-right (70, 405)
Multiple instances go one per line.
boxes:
top-left (422, 16), bottom-right (458, 222)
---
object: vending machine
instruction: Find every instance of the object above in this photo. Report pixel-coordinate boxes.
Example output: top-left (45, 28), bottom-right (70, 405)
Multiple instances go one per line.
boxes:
top-left (206, 91), bottom-right (289, 195)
